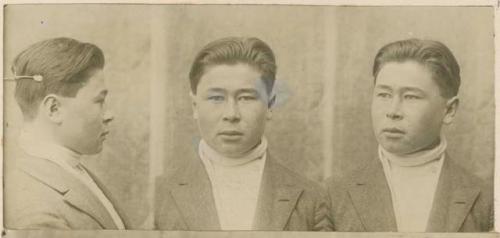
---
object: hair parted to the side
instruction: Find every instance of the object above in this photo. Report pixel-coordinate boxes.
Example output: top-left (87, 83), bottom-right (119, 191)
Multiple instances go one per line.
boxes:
top-left (373, 38), bottom-right (460, 98)
top-left (189, 37), bottom-right (277, 95)
top-left (12, 37), bottom-right (105, 120)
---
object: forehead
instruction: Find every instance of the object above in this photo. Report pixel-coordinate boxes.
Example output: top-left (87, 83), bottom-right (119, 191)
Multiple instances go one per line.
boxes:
top-left (197, 64), bottom-right (264, 92)
top-left (76, 69), bottom-right (106, 97)
top-left (375, 61), bottom-right (438, 91)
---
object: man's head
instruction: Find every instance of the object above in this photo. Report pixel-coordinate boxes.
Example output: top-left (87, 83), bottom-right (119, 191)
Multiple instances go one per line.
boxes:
top-left (13, 37), bottom-right (113, 155)
top-left (371, 38), bottom-right (460, 155)
top-left (189, 37), bottom-right (277, 158)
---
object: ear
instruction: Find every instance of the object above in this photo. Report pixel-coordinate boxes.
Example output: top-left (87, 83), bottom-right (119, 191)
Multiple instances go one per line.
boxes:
top-left (40, 94), bottom-right (64, 124)
top-left (266, 94), bottom-right (276, 120)
top-left (443, 96), bottom-right (459, 125)
top-left (189, 91), bottom-right (198, 120)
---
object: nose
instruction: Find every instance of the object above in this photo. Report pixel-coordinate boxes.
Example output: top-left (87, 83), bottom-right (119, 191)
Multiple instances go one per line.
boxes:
top-left (103, 110), bottom-right (114, 124)
top-left (386, 98), bottom-right (403, 120)
top-left (222, 99), bottom-right (241, 122)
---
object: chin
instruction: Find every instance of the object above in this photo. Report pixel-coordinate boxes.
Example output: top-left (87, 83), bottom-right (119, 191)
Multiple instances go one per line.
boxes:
top-left (83, 146), bottom-right (103, 155)
top-left (380, 143), bottom-right (410, 155)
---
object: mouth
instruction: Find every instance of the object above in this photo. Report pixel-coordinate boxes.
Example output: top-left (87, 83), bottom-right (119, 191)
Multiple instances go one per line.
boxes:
top-left (218, 130), bottom-right (244, 140)
top-left (101, 131), bottom-right (110, 138)
top-left (381, 128), bottom-right (405, 137)
top-left (218, 130), bottom-right (244, 136)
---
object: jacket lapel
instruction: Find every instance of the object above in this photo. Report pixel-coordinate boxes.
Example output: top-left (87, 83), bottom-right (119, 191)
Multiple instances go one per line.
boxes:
top-left (253, 156), bottom-right (303, 230)
top-left (19, 156), bottom-right (118, 229)
top-left (347, 158), bottom-right (397, 231)
top-left (84, 167), bottom-right (128, 228)
top-left (169, 153), bottom-right (220, 230)
top-left (63, 187), bottom-right (118, 229)
top-left (426, 156), bottom-right (480, 232)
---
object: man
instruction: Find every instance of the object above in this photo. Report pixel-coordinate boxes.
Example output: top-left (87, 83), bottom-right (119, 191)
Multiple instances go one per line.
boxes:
top-left (5, 37), bottom-right (127, 229)
top-left (326, 38), bottom-right (493, 232)
top-left (154, 37), bottom-right (331, 231)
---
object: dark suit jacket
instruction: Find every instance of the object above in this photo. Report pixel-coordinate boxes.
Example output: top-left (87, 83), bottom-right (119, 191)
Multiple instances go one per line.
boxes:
top-left (154, 149), bottom-right (332, 231)
top-left (326, 154), bottom-right (493, 232)
top-left (5, 149), bottom-right (128, 229)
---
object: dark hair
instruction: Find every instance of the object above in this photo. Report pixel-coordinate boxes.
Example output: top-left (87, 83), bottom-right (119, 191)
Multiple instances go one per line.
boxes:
top-left (373, 38), bottom-right (460, 98)
top-left (189, 37), bottom-right (277, 94)
top-left (12, 37), bottom-right (105, 120)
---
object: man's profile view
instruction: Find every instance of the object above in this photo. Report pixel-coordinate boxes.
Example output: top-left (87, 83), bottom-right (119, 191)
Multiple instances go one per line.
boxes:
top-left (5, 37), bottom-right (126, 229)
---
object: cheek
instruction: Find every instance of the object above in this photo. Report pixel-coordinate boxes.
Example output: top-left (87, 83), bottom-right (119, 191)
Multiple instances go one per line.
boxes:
top-left (83, 112), bottom-right (102, 129)
top-left (371, 101), bottom-right (385, 127)
top-left (405, 104), bottom-right (443, 135)
top-left (195, 104), bottom-right (221, 131)
top-left (77, 105), bottom-right (104, 133)
top-left (65, 104), bottom-right (85, 125)
top-left (197, 103), bottom-right (218, 116)
top-left (241, 104), bottom-right (269, 128)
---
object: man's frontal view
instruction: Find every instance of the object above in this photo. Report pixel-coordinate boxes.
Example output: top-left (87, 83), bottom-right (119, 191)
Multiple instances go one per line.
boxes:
top-left (154, 36), bottom-right (332, 231)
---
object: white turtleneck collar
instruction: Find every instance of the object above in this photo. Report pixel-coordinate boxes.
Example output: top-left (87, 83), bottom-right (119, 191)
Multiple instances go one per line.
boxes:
top-left (199, 137), bottom-right (268, 167)
top-left (378, 136), bottom-right (447, 232)
top-left (379, 137), bottom-right (447, 167)
top-left (198, 137), bottom-right (268, 230)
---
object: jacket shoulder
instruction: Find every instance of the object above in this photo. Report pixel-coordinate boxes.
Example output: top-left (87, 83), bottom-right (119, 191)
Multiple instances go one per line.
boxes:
top-left (154, 156), bottom-right (200, 192)
top-left (5, 157), bottom-right (71, 229)
top-left (270, 158), bottom-right (325, 194)
top-left (267, 158), bottom-right (332, 231)
top-left (447, 159), bottom-right (493, 206)
top-left (324, 158), bottom-right (377, 192)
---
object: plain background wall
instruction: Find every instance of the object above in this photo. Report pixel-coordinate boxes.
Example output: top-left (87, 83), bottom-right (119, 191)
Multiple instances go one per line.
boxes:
top-left (3, 5), bottom-right (494, 229)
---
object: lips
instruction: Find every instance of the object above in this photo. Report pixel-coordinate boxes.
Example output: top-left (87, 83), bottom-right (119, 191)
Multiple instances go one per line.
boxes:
top-left (381, 128), bottom-right (405, 140)
top-left (382, 128), bottom-right (405, 134)
top-left (218, 130), bottom-right (244, 136)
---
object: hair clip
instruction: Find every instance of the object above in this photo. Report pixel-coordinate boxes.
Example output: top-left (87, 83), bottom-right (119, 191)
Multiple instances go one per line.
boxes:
top-left (4, 74), bottom-right (43, 82)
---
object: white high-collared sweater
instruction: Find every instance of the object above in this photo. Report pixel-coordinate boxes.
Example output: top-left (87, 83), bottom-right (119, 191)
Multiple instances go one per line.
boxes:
top-left (198, 138), bottom-right (267, 230)
top-left (378, 138), bottom-right (447, 232)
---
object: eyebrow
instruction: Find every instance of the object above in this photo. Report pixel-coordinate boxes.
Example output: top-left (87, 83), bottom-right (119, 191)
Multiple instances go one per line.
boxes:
top-left (375, 85), bottom-right (425, 94)
top-left (205, 88), bottom-right (260, 94)
top-left (206, 88), bottom-right (226, 94)
top-left (236, 88), bottom-right (259, 94)
top-left (400, 87), bottom-right (426, 94)
top-left (374, 85), bottom-right (393, 91)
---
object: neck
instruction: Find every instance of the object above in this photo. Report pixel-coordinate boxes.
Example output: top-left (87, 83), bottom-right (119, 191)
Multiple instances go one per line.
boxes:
top-left (22, 120), bottom-right (59, 145)
top-left (199, 138), bottom-right (268, 167)
top-left (379, 137), bottom-right (447, 167)
top-left (21, 120), bottom-right (81, 156)
top-left (19, 125), bottom-right (83, 164)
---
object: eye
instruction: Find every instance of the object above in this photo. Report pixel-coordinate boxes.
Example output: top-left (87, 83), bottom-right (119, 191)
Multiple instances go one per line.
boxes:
top-left (207, 95), bottom-right (225, 102)
top-left (376, 92), bottom-right (392, 98)
top-left (403, 94), bottom-right (421, 100)
top-left (238, 95), bottom-right (257, 101)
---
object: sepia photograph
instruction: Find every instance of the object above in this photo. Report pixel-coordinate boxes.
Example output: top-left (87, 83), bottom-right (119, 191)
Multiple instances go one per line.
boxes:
top-left (1, 2), bottom-right (497, 237)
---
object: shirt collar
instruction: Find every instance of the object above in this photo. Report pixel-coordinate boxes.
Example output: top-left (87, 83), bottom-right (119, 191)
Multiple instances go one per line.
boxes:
top-left (199, 137), bottom-right (268, 167)
top-left (379, 136), bottom-right (447, 167)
